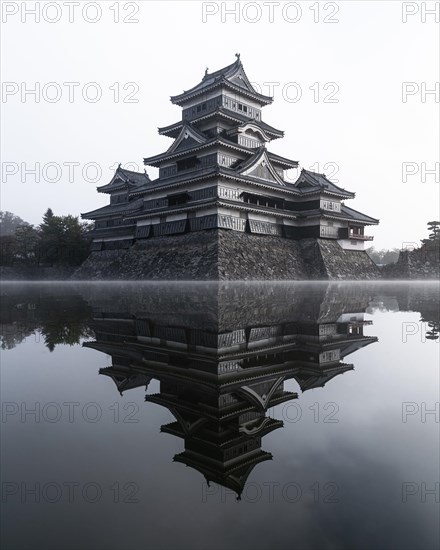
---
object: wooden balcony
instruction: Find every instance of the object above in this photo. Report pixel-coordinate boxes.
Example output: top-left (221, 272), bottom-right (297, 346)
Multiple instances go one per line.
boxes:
top-left (338, 228), bottom-right (373, 241)
top-left (348, 232), bottom-right (374, 241)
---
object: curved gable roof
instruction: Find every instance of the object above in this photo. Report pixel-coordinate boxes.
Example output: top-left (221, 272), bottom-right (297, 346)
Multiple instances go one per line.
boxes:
top-left (237, 147), bottom-right (286, 185)
top-left (294, 169), bottom-right (355, 198)
top-left (97, 166), bottom-right (151, 194)
top-left (170, 56), bottom-right (273, 106)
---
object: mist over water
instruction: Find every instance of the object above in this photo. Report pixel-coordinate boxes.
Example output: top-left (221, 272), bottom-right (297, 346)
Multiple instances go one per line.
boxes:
top-left (1, 281), bottom-right (439, 550)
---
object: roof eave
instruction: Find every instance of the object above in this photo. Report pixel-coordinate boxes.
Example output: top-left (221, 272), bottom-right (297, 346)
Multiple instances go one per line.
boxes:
top-left (170, 80), bottom-right (273, 106)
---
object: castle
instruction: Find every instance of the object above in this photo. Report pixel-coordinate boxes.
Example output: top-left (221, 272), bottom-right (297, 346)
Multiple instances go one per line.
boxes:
top-left (79, 55), bottom-right (379, 280)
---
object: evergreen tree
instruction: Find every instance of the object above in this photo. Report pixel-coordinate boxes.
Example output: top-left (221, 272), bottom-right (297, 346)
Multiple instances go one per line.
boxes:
top-left (39, 209), bottom-right (91, 266)
top-left (421, 221), bottom-right (440, 249)
top-left (427, 221), bottom-right (440, 241)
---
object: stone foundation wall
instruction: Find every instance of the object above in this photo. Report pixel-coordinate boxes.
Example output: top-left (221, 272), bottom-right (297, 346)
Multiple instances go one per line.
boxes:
top-left (384, 247), bottom-right (439, 280)
top-left (73, 231), bottom-right (218, 280)
top-left (217, 231), bottom-right (308, 280)
top-left (315, 239), bottom-right (381, 280)
top-left (72, 231), bottom-right (381, 281)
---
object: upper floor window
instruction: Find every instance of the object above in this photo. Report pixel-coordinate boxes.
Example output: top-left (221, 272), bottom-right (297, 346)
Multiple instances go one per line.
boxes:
top-left (321, 200), bottom-right (341, 212)
top-left (223, 96), bottom-right (260, 119)
top-left (177, 156), bottom-right (199, 172)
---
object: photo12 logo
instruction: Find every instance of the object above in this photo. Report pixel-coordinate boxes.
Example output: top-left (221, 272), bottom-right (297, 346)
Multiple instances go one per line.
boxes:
top-left (401, 2), bottom-right (439, 23)
top-left (2, 481), bottom-right (140, 504)
top-left (201, 2), bottom-right (340, 24)
top-left (401, 402), bottom-right (439, 422)
top-left (1, 401), bottom-right (140, 424)
top-left (202, 480), bottom-right (340, 503)
top-left (249, 81), bottom-right (340, 104)
top-left (1, 2), bottom-right (141, 24)
top-left (401, 162), bottom-right (440, 183)
top-left (268, 401), bottom-right (340, 423)
top-left (401, 482), bottom-right (439, 502)
top-left (1, 82), bottom-right (140, 104)
top-left (1, 161), bottom-right (144, 185)
top-left (401, 82), bottom-right (439, 103)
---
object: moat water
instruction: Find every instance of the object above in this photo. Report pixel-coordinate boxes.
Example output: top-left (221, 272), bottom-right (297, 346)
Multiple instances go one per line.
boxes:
top-left (1, 281), bottom-right (439, 550)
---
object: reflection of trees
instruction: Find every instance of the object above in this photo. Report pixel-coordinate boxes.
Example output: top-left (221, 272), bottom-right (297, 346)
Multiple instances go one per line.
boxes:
top-left (422, 319), bottom-right (440, 341)
top-left (414, 292), bottom-right (439, 342)
top-left (41, 321), bottom-right (94, 352)
top-left (379, 284), bottom-right (440, 342)
top-left (0, 289), bottom-right (93, 352)
top-left (0, 322), bottom-right (36, 350)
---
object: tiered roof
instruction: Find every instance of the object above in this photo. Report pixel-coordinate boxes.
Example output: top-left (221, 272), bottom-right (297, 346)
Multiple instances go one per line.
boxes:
top-left (293, 169), bottom-right (355, 198)
top-left (170, 54), bottom-right (273, 106)
top-left (82, 197), bottom-right (144, 220)
top-left (97, 165), bottom-right (150, 194)
top-left (159, 108), bottom-right (284, 139)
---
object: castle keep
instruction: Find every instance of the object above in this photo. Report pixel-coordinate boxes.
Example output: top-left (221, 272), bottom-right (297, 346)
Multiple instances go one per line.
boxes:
top-left (79, 56), bottom-right (379, 280)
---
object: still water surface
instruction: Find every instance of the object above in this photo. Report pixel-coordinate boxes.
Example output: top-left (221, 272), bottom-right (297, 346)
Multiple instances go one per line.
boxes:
top-left (1, 281), bottom-right (439, 550)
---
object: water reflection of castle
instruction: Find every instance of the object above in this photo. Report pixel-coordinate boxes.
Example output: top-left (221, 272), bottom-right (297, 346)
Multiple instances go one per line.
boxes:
top-left (83, 283), bottom-right (378, 497)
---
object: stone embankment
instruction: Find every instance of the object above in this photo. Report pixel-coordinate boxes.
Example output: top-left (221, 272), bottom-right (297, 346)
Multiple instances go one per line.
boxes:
top-left (72, 231), bottom-right (381, 280)
top-left (383, 246), bottom-right (439, 280)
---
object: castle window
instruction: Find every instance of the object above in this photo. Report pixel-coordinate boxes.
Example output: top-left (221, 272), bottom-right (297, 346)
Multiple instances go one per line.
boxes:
top-left (177, 156), bottom-right (200, 171)
top-left (167, 192), bottom-right (190, 206)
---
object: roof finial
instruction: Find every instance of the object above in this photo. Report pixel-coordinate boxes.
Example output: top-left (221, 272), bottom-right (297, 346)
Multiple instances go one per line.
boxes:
top-left (235, 52), bottom-right (241, 61)
top-left (118, 162), bottom-right (121, 169)
top-left (205, 67), bottom-right (209, 77)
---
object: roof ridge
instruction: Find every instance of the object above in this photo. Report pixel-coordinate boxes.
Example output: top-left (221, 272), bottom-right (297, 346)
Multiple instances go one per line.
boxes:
top-left (302, 168), bottom-right (325, 177)
top-left (202, 56), bottom-right (240, 81)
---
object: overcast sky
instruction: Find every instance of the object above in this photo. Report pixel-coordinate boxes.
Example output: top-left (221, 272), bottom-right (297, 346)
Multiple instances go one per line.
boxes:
top-left (1, 0), bottom-right (439, 249)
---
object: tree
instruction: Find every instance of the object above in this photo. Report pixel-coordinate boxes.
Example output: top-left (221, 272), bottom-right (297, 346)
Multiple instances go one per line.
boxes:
top-left (381, 249), bottom-right (400, 264)
top-left (427, 221), bottom-right (440, 241)
top-left (0, 211), bottom-right (28, 236)
top-left (0, 235), bottom-right (17, 266)
top-left (421, 221), bottom-right (440, 249)
top-left (39, 209), bottom-right (91, 266)
top-left (14, 224), bottom-right (40, 264)
top-left (39, 208), bottom-right (59, 265)
top-left (366, 247), bottom-right (400, 265)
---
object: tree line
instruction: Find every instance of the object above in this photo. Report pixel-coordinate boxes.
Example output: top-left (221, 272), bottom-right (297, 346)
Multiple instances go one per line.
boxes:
top-left (0, 209), bottom-right (92, 267)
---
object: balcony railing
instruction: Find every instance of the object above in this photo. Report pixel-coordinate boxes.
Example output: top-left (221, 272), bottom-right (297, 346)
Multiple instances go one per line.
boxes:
top-left (338, 228), bottom-right (374, 240)
top-left (348, 232), bottom-right (374, 241)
